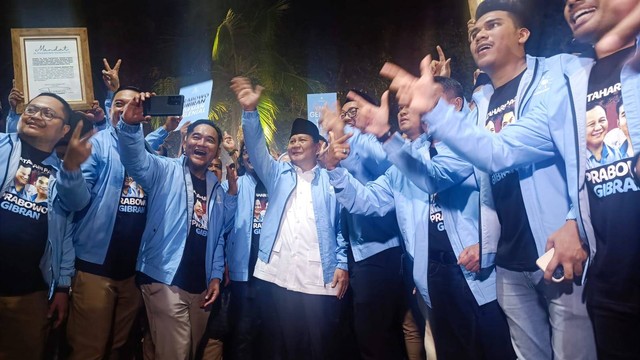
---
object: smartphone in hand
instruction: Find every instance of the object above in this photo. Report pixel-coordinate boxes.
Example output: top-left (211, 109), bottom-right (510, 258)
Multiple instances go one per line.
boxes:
top-left (536, 248), bottom-right (565, 282)
top-left (143, 95), bottom-right (185, 116)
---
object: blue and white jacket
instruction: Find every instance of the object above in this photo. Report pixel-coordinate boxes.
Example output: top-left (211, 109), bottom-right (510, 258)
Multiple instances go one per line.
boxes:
top-left (330, 133), bottom-right (497, 307)
top-left (558, 43), bottom-right (640, 267)
top-left (340, 127), bottom-right (401, 261)
top-left (116, 120), bottom-right (233, 286)
top-left (222, 172), bottom-right (261, 282)
top-left (242, 111), bottom-right (348, 284)
top-left (424, 55), bottom-right (573, 264)
top-left (57, 126), bottom-right (139, 264)
top-left (423, 45), bottom-right (640, 276)
top-left (0, 133), bottom-right (75, 299)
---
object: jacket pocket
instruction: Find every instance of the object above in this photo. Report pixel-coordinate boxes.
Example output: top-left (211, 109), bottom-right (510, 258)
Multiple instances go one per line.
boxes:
top-left (304, 249), bottom-right (325, 286)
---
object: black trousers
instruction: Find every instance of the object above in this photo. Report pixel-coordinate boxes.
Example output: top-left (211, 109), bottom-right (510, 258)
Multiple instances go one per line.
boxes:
top-left (349, 246), bottom-right (406, 360)
top-left (586, 279), bottom-right (640, 360)
top-left (428, 257), bottom-right (515, 360)
top-left (226, 278), bottom-right (281, 360)
top-left (271, 284), bottom-right (343, 360)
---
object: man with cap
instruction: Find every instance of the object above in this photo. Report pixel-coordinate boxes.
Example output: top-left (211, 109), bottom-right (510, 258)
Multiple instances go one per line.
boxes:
top-left (230, 76), bottom-right (349, 360)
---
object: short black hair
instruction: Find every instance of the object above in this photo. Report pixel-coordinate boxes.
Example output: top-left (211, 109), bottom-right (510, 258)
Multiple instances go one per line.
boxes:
top-left (186, 119), bottom-right (223, 144)
top-left (475, 0), bottom-right (530, 28)
top-left (30, 92), bottom-right (73, 124)
top-left (434, 76), bottom-right (465, 100)
top-left (587, 101), bottom-right (605, 113)
top-left (112, 86), bottom-right (142, 101)
top-left (616, 98), bottom-right (624, 115)
top-left (343, 89), bottom-right (379, 107)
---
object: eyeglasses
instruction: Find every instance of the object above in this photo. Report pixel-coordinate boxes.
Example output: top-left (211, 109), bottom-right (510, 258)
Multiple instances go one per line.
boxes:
top-left (24, 105), bottom-right (62, 121)
top-left (340, 107), bottom-right (358, 119)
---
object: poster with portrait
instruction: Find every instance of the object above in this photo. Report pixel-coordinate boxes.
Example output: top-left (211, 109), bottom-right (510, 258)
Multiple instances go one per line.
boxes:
top-left (0, 159), bottom-right (51, 220)
top-left (11, 28), bottom-right (95, 111)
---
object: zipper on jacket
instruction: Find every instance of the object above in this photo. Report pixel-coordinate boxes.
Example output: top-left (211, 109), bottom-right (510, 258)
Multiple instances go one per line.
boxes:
top-left (270, 173), bottom-right (297, 257)
top-left (0, 138), bottom-right (15, 192)
top-left (565, 74), bottom-right (591, 256)
top-left (477, 174), bottom-right (483, 269)
top-left (517, 59), bottom-right (540, 119)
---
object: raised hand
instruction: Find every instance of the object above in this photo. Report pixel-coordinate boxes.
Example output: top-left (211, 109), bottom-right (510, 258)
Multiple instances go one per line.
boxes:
top-left (319, 101), bottom-right (345, 138)
top-left (226, 163), bottom-right (239, 195)
top-left (430, 45), bottom-right (452, 78)
top-left (347, 90), bottom-right (390, 138)
top-left (230, 77), bottom-right (264, 111)
top-left (9, 79), bottom-right (24, 112)
top-left (595, 2), bottom-right (640, 66)
top-left (380, 55), bottom-right (441, 115)
top-left (222, 131), bottom-right (237, 153)
top-left (318, 131), bottom-right (352, 171)
top-left (163, 116), bottom-right (182, 132)
top-left (82, 100), bottom-right (106, 124)
top-left (102, 58), bottom-right (122, 92)
top-left (121, 92), bottom-right (153, 125)
top-left (63, 119), bottom-right (96, 171)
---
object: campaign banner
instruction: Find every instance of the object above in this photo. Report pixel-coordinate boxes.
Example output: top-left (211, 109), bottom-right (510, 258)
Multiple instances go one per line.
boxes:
top-left (177, 79), bottom-right (213, 129)
top-left (307, 92), bottom-right (337, 130)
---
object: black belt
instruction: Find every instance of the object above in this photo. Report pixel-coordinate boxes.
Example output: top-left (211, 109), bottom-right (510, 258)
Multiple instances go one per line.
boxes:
top-left (429, 250), bottom-right (458, 265)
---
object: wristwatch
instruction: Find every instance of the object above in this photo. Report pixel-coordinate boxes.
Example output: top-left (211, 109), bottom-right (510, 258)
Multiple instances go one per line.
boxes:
top-left (376, 129), bottom-right (394, 143)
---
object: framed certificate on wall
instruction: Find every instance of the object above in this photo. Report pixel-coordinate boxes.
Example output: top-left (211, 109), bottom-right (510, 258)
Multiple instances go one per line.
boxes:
top-left (11, 27), bottom-right (95, 111)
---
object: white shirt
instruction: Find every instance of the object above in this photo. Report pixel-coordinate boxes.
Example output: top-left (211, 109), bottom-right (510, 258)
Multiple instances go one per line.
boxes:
top-left (253, 166), bottom-right (338, 296)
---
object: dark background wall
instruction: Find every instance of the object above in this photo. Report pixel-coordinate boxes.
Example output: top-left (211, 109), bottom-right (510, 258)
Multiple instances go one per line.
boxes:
top-left (0, 0), bottom-right (573, 127)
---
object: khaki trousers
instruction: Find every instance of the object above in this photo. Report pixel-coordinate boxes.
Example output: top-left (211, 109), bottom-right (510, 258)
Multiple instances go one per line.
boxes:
top-left (201, 338), bottom-right (224, 360)
top-left (0, 291), bottom-right (50, 360)
top-left (66, 271), bottom-right (143, 360)
top-left (141, 282), bottom-right (211, 360)
top-left (403, 308), bottom-right (426, 360)
top-left (416, 294), bottom-right (437, 360)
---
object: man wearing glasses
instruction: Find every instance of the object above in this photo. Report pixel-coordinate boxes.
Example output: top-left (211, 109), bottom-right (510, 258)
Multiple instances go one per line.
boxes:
top-left (0, 93), bottom-right (74, 360)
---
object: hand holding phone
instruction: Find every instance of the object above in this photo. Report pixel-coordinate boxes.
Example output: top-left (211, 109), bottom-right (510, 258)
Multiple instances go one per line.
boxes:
top-left (536, 248), bottom-right (565, 283)
top-left (143, 95), bottom-right (185, 117)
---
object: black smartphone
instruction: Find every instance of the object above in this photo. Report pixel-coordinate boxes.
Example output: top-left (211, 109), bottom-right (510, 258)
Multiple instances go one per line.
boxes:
top-left (143, 95), bottom-right (185, 117)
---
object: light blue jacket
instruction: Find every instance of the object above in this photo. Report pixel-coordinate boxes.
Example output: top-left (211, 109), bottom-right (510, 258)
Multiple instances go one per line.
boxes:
top-left (242, 111), bottom-right (348, 283)
top-left (558, 45), bottom-right (640, 267)
top-left (222, 173), bottom-right (260, 282)
top-left (0, 133), bottom-right (75, 299)
top-left (5, 110), bottom-right (19, 133)
top-left (57, 125), bottom-right (146, 264)
top-left (340, 127), bottom-right (401, 261)
top-left (424, 55), bottom-right (573, 261)
top-left (116, 120), bottom-right (232, 286)
top-left (424, 44), bottom-right (640, 278)
top-left (145, 126), bottom-right (170, 151)
top-left (330, 133), bottom-right (497, 306)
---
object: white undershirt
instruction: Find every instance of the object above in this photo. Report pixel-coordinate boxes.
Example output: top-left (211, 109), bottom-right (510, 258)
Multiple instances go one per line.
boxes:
top-left (253, 166), bottom-right (337, 296)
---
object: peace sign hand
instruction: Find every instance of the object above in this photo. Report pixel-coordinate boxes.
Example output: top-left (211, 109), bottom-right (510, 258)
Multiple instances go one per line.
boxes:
top-left (102, 58), bottom-right (122, 92)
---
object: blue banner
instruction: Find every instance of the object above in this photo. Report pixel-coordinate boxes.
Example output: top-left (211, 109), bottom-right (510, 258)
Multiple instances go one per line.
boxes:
top-left (307, 92), bottom-right (337, 130)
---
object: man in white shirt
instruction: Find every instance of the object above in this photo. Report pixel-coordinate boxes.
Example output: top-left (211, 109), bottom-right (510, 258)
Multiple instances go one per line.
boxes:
top-left (231, 77), bottom-right (349, 360)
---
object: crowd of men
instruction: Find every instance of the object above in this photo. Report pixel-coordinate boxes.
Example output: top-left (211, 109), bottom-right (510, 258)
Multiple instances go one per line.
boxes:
top-left (1, 0), bottom-right (640, 359)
